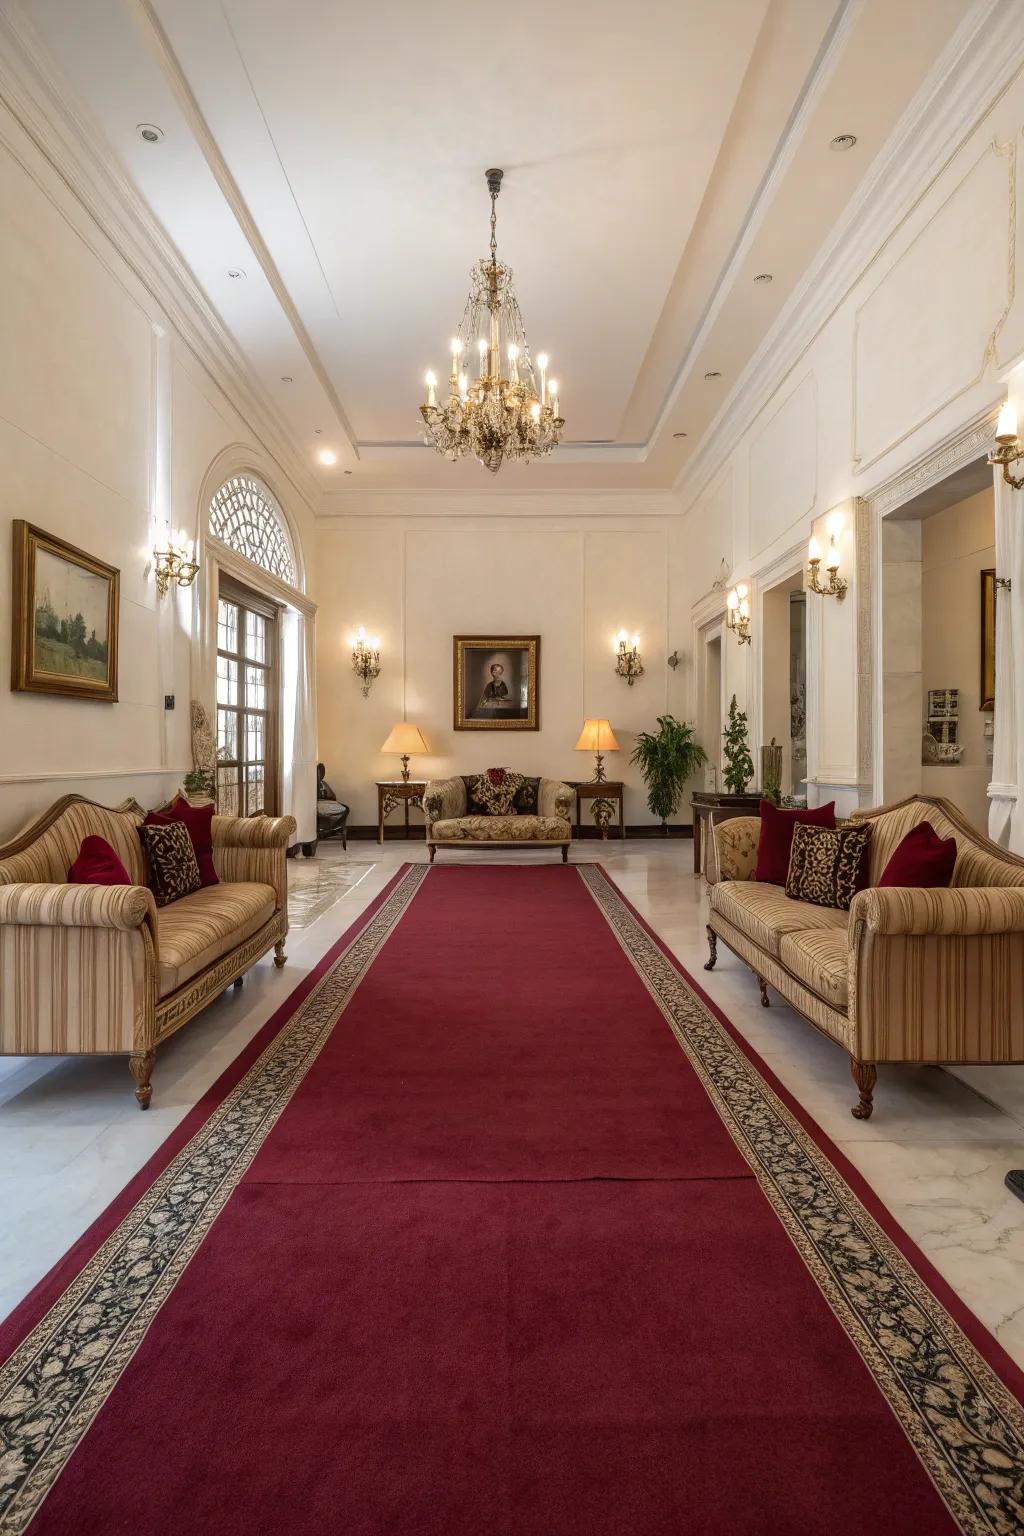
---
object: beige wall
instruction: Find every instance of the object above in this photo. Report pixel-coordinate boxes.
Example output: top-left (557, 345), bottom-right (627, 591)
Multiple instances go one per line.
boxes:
top-left (0, 110), bottom-right (313, 841)
top-left (920, 488), bottom-right (995, 831)
top-left (313, 511), bottom-right (701, 827)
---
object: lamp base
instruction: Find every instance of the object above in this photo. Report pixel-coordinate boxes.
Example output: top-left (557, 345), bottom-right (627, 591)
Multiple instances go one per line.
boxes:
top-left (400, 754), bottom-right (411, 783)
top-left (592, 752), bottom-right (607, 784)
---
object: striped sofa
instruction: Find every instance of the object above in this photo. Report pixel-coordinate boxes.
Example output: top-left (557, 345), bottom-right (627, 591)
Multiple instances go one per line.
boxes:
top-left (704, 795), bottom-right (1024, 1119)
top-left (0, 795), bottom-right (295, 1108)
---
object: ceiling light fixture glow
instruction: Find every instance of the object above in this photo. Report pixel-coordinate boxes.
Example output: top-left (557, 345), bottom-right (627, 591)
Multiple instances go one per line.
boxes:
top-left (318, 448), bottom-right (338, 466)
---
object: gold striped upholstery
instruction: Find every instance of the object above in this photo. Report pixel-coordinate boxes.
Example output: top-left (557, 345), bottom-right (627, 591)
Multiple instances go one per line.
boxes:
top-left (852, 798), bottom-right (1024, 889)
top-left (710, 910), bottom-right (853, 1048)
top-left (0, 920), bottom-right (153, 1055)
top-left (156, 883), bottom-right (276, 995)
top-left (709, 880), bottom-right (848, 958)
top-left (779, 928), bottom-right (849, 1011)
top-left (0, 803), bottom-right (145, 886)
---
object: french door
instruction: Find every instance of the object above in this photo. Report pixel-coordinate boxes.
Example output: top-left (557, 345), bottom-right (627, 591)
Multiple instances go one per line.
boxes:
top-left (216, 575), bottom-right (280, 816)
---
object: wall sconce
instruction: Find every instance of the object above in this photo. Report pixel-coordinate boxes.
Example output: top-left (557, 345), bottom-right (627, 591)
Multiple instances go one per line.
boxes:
top-left (725, 584), bottom-right (751, 644)
top-left (349, 625), bottom-right (381, 696)
top-left (807, 533), bottom-right (847, 600)
top-left (989, 400), bottom-right (1024, 489)
top-left (613, 629), bottom-right (644, 685)
top-left (153, 533), bottom-right (199, 596)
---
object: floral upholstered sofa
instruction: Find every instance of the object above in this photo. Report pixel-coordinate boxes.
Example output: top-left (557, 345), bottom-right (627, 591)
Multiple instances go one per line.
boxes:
top-left (0, 795), bottom-right (295, 1107)
top-left (704, 795), bottom-right (1024, 1120)
top-left (424, 769), bottom-right (573, 861)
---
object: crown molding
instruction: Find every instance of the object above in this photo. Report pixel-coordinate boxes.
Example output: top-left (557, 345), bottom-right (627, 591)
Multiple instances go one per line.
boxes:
top-left (675, 0), bottom-right (1024, 512)
top-left (862, 402), bottom-right (1000, 517)
top-left (0, 7), bottom-right (322, 520)
top-left (315, 488), bottom-right (683, 522)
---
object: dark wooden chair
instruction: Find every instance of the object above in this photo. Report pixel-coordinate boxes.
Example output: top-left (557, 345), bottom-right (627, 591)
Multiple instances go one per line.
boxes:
top-left (309, 763), bottom-right (349, 856)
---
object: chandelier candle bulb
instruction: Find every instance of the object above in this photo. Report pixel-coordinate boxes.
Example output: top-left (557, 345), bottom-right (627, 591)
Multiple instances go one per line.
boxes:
top-left (808, 535), bottom-right (821, 563)
top-left (996, 400), bottom-right (1018, 443)
top-left (827, 535), bottom-right (840, 573)
top-left (425, 371), bottom-right (437, 408)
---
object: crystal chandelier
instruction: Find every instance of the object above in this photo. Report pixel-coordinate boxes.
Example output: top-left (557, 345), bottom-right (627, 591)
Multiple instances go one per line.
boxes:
top-left (419, 169), bottom-right (564, 474)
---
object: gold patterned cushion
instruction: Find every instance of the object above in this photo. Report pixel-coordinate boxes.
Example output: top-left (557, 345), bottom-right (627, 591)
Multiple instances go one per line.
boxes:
top-left (469, 768), bottom-right (525, 815)
top-left (785, 823), bottom-right (872, 912)
top-left (431, 815), bottom-right (569, 843)
top-left (138, 821), bottom-right (201, 908)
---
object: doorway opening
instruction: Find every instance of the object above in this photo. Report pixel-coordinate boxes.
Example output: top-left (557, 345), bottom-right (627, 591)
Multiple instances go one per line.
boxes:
top-left (698, 628), bottom-right (724, 791)
top-left (216, 574), bottom-right (282, 816)
top-left (761, 573), bottom-right (807, 801)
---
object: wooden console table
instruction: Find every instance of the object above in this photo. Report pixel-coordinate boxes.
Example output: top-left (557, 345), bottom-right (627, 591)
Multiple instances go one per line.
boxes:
top-left (572, 780), bottom-right (626, 840)
top-left (376, 780), bottom-right (426, 843)
top-left (691, 791), bottom-right (761, 875)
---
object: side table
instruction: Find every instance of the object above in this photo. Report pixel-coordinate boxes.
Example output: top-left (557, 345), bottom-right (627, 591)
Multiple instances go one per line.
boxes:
top-left (376, 780), bottom-right (426, 843)
top-left (690, 791), bottom-right (762, 875)
top-left (572, 780), bottom-right (626, 839)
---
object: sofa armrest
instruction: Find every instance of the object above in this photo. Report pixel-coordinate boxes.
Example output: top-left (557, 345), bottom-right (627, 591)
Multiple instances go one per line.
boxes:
top-left (0, 882), bottom-right (154, 930)
top-left (538, 778), bottom-right (573, 822)
top-left (423, 777), bottom-right (467, 831)
top-left (708, 816), bottom-right (760, 885)
top-left (847, 886), bottom-right (1024, 1063)
top-left (850, 886), bottom-right (1024, 937)
top-left (211, 814), bottom-right (295, 913)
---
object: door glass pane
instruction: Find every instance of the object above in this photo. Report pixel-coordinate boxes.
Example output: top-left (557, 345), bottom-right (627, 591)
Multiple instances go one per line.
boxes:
top-left (244, 711), bottom-right (264, 766)
top-left (217, 708), bottom-right (238, 761)
top-left (246, 765), bottom-right (265, 815)
top-left (217, 766), bottom-right (239, 816)
top-left (245, 665), bottom-right (267, 710)
top-left (217, 600), bottom-right (238, 654)
top-left (245, 610), bottom-right (267, 664)
top-left (217, 655), bottom-right (238, 706)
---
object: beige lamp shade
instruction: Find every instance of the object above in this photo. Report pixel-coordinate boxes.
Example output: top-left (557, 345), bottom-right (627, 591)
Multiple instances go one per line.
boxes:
top-left (380, 723), bottom-right (429, 755)
top-left (574, 719), bottom-right (620, 753)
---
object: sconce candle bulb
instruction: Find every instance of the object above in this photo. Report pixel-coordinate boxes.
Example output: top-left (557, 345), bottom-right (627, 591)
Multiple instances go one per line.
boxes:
top-left (990, 398), bottom-right (1024, 489)
top-left (614, 630), bottom-right (644, 686)
top-left (350, 626), bottom-right (382, 697)
top-left (153, 532), bottom-right (200, 596)
top-left (725, 584), bottom-right (752, 644)
top-left (807, 530), bottom-right (848, 600)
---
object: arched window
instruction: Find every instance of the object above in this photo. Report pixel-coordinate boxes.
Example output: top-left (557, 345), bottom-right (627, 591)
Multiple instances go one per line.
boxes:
top-left (208, 474), bottom-right (296, 585)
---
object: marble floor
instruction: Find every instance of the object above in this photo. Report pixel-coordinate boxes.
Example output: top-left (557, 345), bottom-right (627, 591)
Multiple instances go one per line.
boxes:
top-left (2, 838), bottom-right (1023, 1367)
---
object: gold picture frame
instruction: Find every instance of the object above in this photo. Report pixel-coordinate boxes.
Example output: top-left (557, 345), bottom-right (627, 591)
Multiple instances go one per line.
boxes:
top-left (980, 568), bottom-right (996, 712)
top-left (11, 521), bottom-right (120, 702)
top-left (453, 635), bottom-right (540, 730)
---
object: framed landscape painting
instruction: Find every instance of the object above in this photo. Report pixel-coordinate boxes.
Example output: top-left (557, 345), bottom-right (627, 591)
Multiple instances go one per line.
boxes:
top-left (11, 521), bottom-right (119, 701)
top-left (453, 635), bottom-right (540, 730)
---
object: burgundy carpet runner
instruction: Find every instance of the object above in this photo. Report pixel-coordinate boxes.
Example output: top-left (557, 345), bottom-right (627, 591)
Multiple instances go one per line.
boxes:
top-left (2, 864), bottom-right (1023, 1535)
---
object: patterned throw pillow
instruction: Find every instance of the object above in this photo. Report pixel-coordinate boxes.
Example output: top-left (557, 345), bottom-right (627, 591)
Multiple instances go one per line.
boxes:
top-left (513, 776), bottom-right (540, 814)
top-left (469, 767), bottom-right (525, 816)
top-left (138, 820), bottom-right (202, 907)
top-left (785, 823), bottom-right (872, 911)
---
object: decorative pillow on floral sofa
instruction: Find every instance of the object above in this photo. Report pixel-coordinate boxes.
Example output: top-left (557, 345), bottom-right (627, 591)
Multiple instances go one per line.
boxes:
top-left (467, 767), bottom-right (526, 815)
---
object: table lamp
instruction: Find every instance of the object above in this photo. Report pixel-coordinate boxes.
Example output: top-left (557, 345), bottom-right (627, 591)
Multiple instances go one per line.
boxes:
top-left (574, 719), bottom-right (620, 783)
top-left (380, 722), bottom-right (429, 782)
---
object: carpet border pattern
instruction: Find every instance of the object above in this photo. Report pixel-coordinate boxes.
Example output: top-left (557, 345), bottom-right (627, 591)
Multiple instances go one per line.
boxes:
top-left (579, 864), bottom-right (1024, 1536)
top-left (0, 865), bottom-right (427, 1535)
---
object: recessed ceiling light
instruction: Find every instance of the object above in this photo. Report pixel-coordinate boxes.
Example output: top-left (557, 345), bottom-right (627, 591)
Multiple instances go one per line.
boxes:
top-left (704, 371), bottom-right (722, 380)
top-left (830, 133), bottom-right (857, 151)
top-left (318, 448), bottom-right (337, 466)
top-left (280, 375), bottom-right (293, 384)
top-left (137, 123), bottom-right (163, 143)
top-left (753, 272), bottom-right (773, 284)
top-left (227, 268), bottom-right (246, 280)
top-left (672, 431), bottom-right (688, 439)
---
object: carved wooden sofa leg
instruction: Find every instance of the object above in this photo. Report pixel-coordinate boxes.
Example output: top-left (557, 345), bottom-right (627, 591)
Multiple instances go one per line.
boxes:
top-left (758, 977), bottom-right (770, 1007)
top-left (130, 1050), bottom-right (155, 1110)
top-left (703, 926), bottom-right (717, 971)
top-left (850, 1058), bottom-right (877, 1120)
top-left (233, 975), bottom-right (244, 989)
top-left (428, 844), bottom-right (437, 864)
top-left (274, 939), bottom-right (287, 969)
top-left (561, 845), bottom-right (569, 864)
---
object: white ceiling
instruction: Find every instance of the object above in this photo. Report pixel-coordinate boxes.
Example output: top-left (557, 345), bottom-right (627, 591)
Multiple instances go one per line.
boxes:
top-left (13, 0), bottom-right (971, 495)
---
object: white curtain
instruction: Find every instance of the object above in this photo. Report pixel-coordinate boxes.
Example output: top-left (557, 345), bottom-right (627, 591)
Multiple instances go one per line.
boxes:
top-left (987, 465), bottom-right (1022, 851)
top-left (281, 606), bottom-right (318, 845)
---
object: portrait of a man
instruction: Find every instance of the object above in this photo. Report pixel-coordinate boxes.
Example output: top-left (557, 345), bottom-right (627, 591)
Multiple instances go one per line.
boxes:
top-left (454, 636), bottom-right (540, 730)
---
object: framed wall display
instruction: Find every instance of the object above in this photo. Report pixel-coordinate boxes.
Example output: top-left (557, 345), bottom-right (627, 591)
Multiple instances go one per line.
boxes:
top-left (11, 521), bottom-right (119, 702)
top-left (980, 568), bottom-right (996, 712)
top-left (453, 635), bottom-right (540, 730)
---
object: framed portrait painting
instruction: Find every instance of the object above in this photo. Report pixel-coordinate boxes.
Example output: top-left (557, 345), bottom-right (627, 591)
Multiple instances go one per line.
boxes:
top-left (980, 568), bottom-right (996, 712)
top-left (453, 635), bottom-right (540, 730)
top-left (11, 521), bottom-right (120, 702)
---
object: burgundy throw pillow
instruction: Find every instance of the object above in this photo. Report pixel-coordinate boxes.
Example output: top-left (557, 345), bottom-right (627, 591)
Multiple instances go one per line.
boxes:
top-left (145, 800), bottom-right (218, 887)
top-left (878, 820), bottom-right (957, 888)
top-left (68, 835), bottom-right (132, 886)
top-left (755, 799), bottom-right (836, 885)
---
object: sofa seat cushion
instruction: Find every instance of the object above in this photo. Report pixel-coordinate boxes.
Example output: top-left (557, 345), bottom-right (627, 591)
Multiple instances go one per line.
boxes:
top-left (779, 928), bottom-right (850, 1012)
top-left (431, 815), bottom-right (570, 843)
top-left (156, 881), bottom-right (276, 996)
top-left (710, 880), bottom-right (848, 958)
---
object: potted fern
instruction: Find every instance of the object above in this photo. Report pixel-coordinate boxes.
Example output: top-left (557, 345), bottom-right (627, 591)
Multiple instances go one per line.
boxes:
top-left (631, 715), bottom-right (707, 835)
top-left (722, 695), bottom-right (754, 794)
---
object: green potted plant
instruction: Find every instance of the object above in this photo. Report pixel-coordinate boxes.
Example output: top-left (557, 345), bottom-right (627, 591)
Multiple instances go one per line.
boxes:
top-left (631, 714), bottom-right (707, 835)
top-left (722, 695), bottom-right (754, 794)
top-left (182, 767), bottom-right (215, 803)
